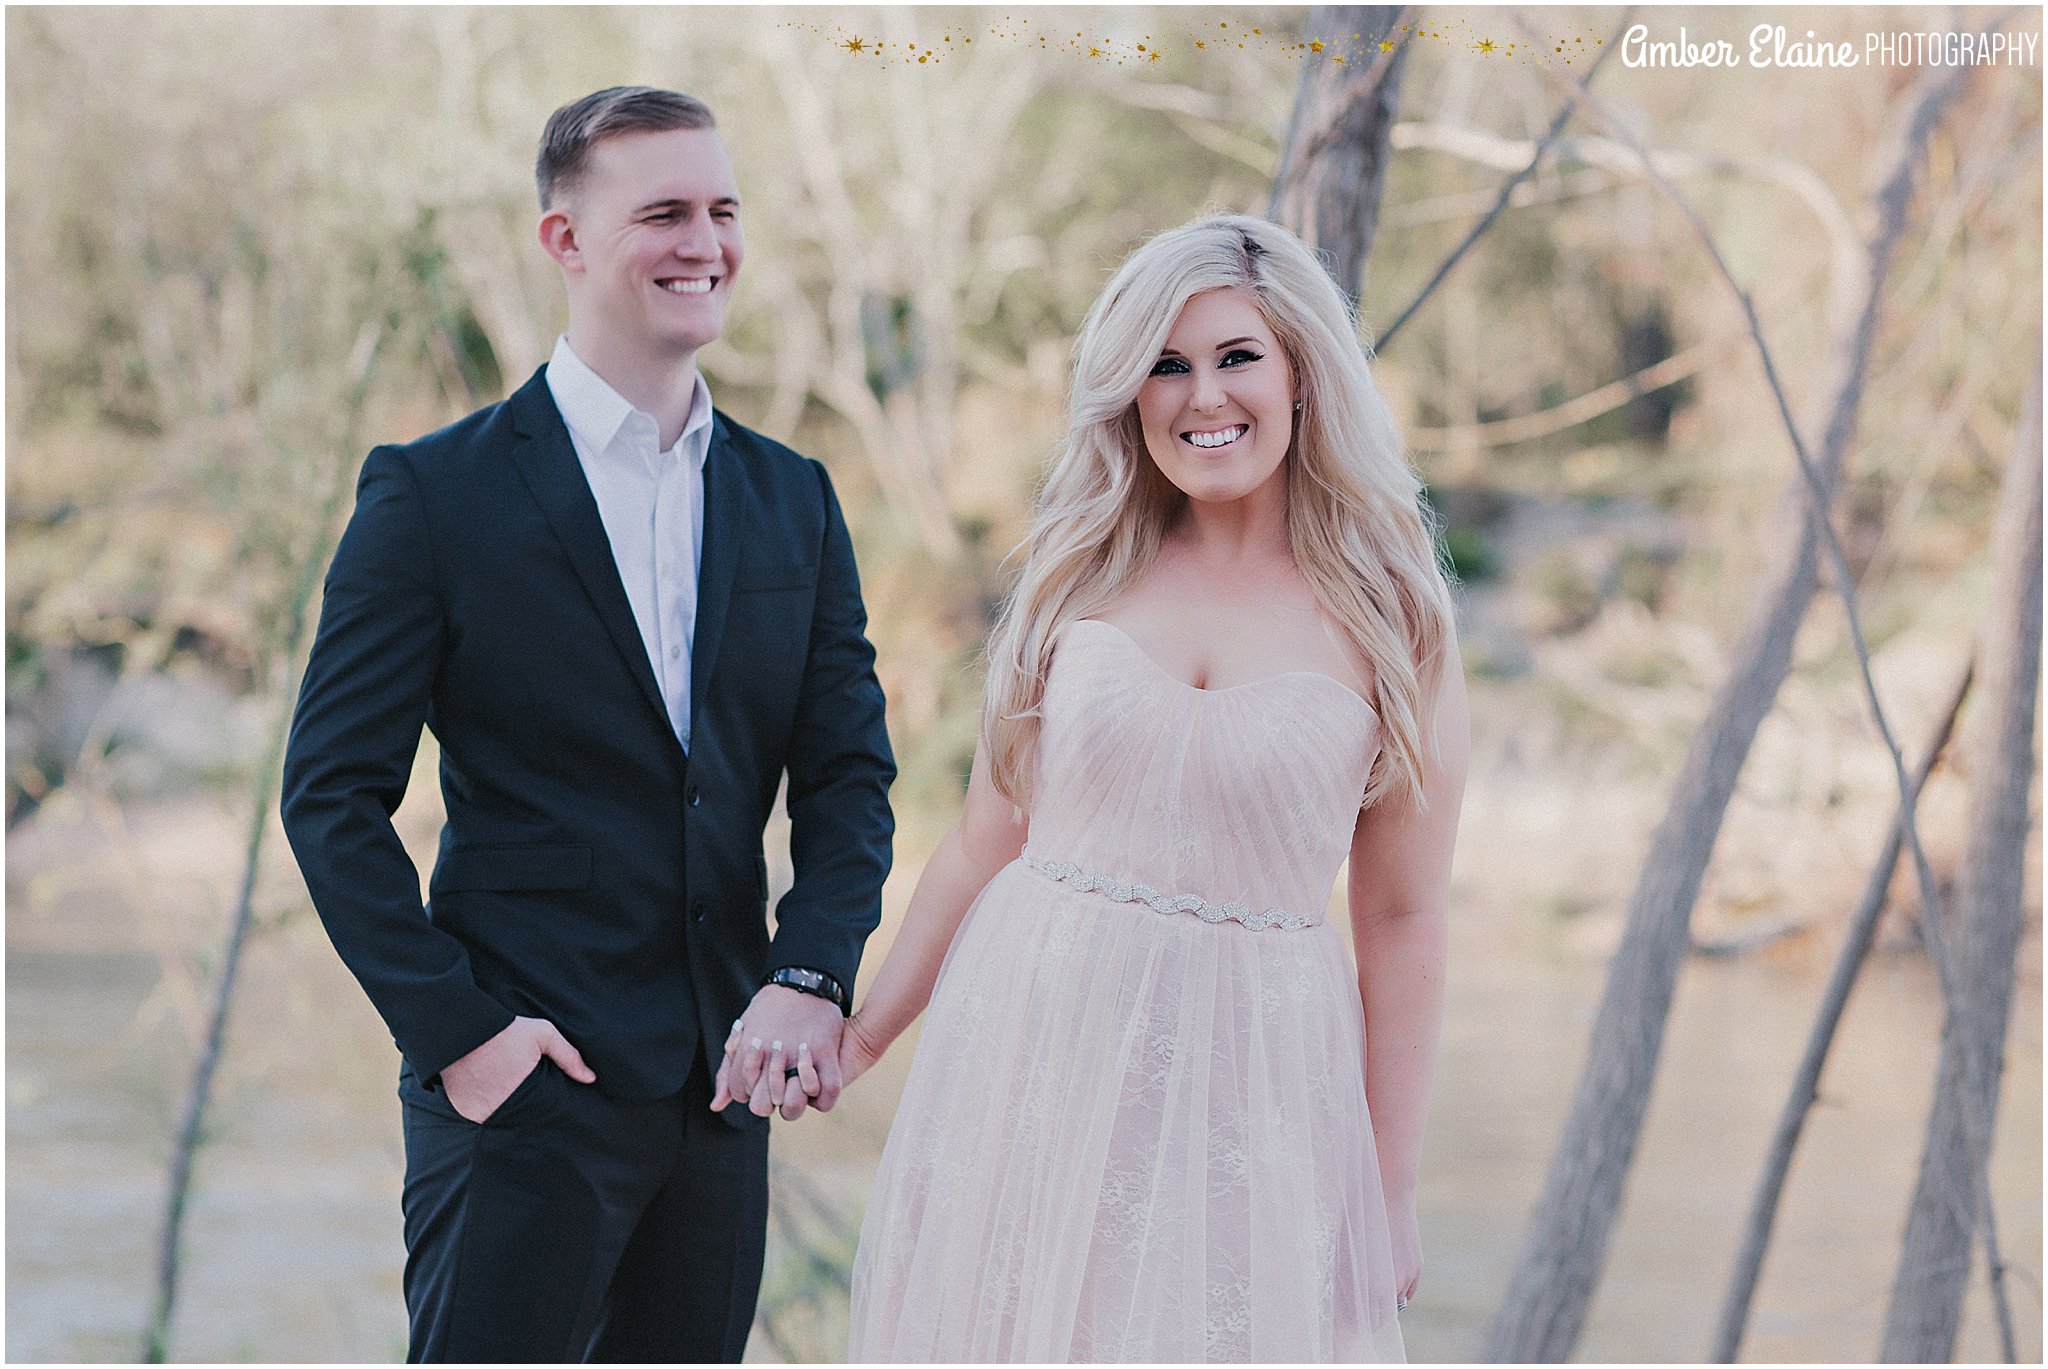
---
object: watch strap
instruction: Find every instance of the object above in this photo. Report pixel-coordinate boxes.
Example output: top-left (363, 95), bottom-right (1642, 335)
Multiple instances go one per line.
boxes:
top-left (763, 965), bottom-right (849, 1014)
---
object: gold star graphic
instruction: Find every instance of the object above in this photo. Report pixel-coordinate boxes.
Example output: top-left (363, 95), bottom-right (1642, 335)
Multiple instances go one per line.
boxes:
top-left (1379, 38), bottom-right (1395, 52)
top-left (1309, 38), bottom-right (1325, 52)
top-left (1147, 49), bottom-right (1161, 62)
top-left (1476, 37), bottom-right (1496, 54)
top-left (842, 36), bottom-right (866, 53)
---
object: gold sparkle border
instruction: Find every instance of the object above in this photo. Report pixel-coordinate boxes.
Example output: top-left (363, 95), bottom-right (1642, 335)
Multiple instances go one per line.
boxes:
top-left (782, 15), bottom-right (1605, 69)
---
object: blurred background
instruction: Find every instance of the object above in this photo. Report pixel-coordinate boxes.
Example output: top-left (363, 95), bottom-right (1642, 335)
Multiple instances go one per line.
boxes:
top-left (6, 5), bottom-right (2040, 1362)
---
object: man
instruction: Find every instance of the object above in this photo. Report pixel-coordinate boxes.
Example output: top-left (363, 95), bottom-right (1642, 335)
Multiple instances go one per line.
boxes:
top-left (281, 86), bottom-right (894, 1362)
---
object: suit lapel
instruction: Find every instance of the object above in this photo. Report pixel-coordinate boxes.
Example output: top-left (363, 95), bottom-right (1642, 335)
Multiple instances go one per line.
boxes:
top-left (691, 413), bottom-right (747, 733)
top-left (505, 368), bottom-right (675, 740)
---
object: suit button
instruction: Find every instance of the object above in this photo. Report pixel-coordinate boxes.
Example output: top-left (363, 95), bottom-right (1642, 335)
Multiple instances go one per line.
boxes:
top-left (691, 901), bottom-right (707, 923)
top-left (687, 785), bottom-right (701, 807)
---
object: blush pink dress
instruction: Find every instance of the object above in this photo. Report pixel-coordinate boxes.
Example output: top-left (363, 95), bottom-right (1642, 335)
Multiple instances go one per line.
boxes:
top-left (848, 617), bottom-right (1406, 1362)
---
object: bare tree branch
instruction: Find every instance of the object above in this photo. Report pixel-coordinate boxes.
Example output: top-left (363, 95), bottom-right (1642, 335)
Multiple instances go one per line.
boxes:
top-left (1712, 661), bottom-right (1974, 1361)
top-left (1385, 119), bottom-right (1862, 339)
top-left (1484, 32), bottom-right (1988, 1360)
top-left (1557, 23), bottom-right (2026, 1357)
top-left (144, 319), bottom-right (390, 1362)
top-left (1374, 12), bottom-right (1629, 353)
top-left (1407, 331), bottom-right (1726, 451)
top-left (1881, 350), bottom-right (2040, 1364)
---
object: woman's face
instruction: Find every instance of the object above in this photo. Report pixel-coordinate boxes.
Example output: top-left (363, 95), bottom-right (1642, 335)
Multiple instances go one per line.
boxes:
top-left (1135, 287), bottom-right (1296, 509)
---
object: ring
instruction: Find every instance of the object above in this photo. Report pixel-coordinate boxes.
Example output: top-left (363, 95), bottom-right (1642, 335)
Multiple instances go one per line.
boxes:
top-left (784, 1067), bottom-right (801, 1081)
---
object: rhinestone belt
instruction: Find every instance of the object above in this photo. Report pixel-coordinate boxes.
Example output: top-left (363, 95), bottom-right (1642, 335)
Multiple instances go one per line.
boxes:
top-left (1021, 852), bottom-right (1321, 932)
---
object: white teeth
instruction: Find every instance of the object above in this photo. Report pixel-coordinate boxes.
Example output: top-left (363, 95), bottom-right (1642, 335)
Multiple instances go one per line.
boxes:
top-left (660, 278), bottom-right (714, 295)
top-left (1185, 425), bottom-right (1248, 449)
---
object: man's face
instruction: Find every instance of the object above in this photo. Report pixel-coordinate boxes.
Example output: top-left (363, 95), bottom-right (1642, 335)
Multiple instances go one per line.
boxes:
top-left (551, 126), bottom-right (743, 365)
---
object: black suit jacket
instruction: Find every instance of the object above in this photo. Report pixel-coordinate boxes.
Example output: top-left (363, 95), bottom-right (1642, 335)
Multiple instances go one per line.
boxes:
top-left (281, 366), bottom-right (895, 1102)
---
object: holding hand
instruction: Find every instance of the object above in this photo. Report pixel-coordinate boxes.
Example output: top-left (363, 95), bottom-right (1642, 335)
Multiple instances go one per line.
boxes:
top-left (710, 984), bottom-right (846, 1120)
top-left (438, 1015), bottom-right (597, 1123)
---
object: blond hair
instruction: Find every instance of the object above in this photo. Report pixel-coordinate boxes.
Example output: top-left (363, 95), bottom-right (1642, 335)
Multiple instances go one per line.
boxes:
top-left (983, 214), bottom-right (1457, 811)
top-left (536, 86), bottom-right (716, 209)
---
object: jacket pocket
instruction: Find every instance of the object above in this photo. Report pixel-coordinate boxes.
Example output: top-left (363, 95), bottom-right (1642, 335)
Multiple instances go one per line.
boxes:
top-left (432, 843), bottom-right (593, 893)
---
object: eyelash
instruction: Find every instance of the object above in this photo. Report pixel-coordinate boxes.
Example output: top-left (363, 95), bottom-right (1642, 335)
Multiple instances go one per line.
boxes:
top-left (1149, 349), bottom-right (1263, 377)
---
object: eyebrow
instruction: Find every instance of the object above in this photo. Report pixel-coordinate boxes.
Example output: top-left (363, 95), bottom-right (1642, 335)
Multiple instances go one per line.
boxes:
top-left (637, 195), bottom-right (741, 214)
top-left (1155, 336), bottom-right (1265, 357)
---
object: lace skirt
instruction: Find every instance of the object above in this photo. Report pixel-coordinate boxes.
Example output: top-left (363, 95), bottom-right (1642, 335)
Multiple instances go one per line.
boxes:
top-left (848, 859), bottom-right (1406, 1362)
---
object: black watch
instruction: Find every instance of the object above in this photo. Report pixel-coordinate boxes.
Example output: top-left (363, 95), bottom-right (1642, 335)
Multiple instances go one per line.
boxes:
top-left (762, 965), bottom-right (849, 1014)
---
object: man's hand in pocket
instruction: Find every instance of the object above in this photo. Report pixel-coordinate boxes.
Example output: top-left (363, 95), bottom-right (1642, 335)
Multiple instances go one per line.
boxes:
top-left (438, 1016), bottom-right (597, 1122)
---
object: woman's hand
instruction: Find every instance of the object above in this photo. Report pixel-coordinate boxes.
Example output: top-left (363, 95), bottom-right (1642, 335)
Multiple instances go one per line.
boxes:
top-left (1386, 1192), bottom-right (1423, 1311)
top-left (838, 1010), bottom-right (887, 1090)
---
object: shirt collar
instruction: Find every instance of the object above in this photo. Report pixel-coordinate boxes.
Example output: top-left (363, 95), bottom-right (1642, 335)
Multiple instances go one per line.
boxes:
top-left (547, 335), bottom-right (712, 471)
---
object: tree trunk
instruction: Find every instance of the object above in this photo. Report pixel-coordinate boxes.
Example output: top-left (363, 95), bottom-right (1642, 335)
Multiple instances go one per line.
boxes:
top-left (1879, 359), bottom-right (2042, 1361)
top-left (1484, 67), bottom-right (1967, 1363)
top-left (1268, 6), bottom-right (1410, 307)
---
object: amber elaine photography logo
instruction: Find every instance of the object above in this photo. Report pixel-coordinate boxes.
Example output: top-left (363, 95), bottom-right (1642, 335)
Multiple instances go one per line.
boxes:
top-left (1621, 21), bottom-right (2040, 69)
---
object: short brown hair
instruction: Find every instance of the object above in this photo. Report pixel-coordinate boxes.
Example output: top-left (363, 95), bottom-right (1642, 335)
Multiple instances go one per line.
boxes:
top-left (536, 86), bottom-right (716, 209)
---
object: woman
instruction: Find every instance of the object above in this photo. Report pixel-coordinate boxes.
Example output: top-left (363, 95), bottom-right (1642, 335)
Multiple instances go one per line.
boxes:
top-left (758, 214), bottom-right (1462, 1361)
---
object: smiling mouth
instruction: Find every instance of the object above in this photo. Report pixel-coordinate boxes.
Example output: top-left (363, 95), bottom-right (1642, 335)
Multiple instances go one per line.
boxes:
top-left (657, 277), bottom-right (717, 296)
top-left (1182, 424), bottom-right (1248, 449)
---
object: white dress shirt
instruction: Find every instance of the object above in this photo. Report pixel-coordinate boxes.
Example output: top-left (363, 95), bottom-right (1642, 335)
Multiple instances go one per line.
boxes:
top-left (546, 335), bottom-right (713, 750)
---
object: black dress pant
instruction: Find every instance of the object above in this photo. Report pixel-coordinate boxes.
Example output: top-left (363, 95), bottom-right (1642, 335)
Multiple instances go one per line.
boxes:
top-left (397, 1052), bottom-right (769, 1363)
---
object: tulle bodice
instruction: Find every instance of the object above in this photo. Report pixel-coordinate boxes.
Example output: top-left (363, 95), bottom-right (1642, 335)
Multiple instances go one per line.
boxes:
top-left (1024, 618), bottom-right (1380, 927)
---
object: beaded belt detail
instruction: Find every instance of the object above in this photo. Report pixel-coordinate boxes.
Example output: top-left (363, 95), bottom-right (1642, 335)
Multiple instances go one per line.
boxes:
top-left (1021, 853), bottom-right (1321, 932)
